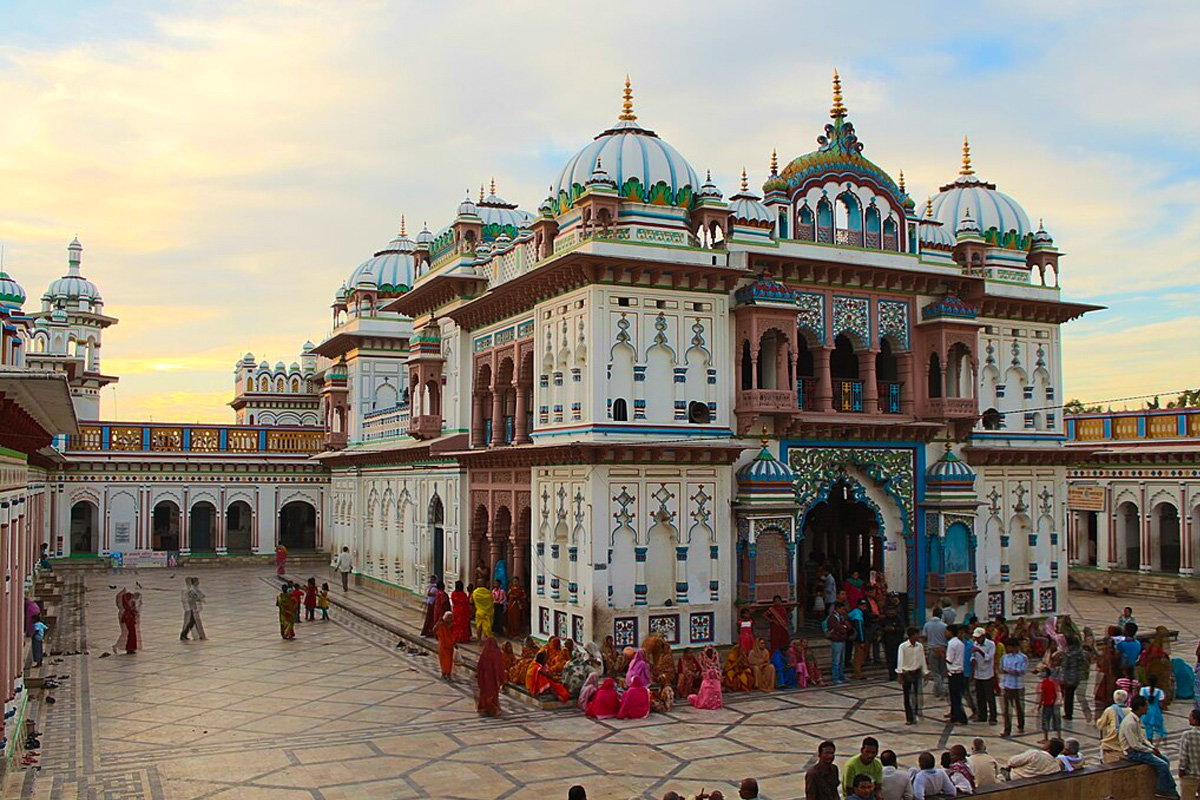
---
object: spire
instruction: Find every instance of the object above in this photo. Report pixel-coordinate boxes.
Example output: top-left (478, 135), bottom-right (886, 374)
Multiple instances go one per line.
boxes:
top-left (960, 135), bottom-right (974, 177)
top-left (705, 169), bottom-right (712, 182)
top-left (925, 197), bottom-right (933, 218)
top-left (67, 236), bottom-right (82, 274)
top-left (400, 215), bottom-right (407, 237)
top-left (490, 177), bottom-right (496, 196)
top-left (830, 68), bottom-right (847, 118)
top-left (898, 169), bottom-right (906, 195)
top-left (619, 75), bottom-right (637, 121)
top-left (741, 168), bottom-right (749, 192)
top-left (769, 149), bottom-right (778, 176)
top-left (479, 184), bottom-right (485, 202)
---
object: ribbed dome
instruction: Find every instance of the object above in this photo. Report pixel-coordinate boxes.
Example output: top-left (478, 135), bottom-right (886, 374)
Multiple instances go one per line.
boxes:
top-left (43, 237), bottom-right (103, 308)
top-left (926, 450), bottom-right (976, 487)
top-left (550, 79), bottom-right (701, 214)
top-left (931, 138), bottom-right (1032, 249)
top-left (736, 445), bottom-right (797, 491)
top-left (347, 222), bottom-right (416, 294)
top-left (728, 171), bottom-right (773, 227)
top-left (0, 269), bottom-right (26, 309)
top-left (918, 219), bottom-right (956, 249)
top-left (475, 189), bottom-right (533, 238)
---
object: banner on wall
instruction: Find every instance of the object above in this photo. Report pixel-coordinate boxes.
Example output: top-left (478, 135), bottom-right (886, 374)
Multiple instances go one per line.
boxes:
top-left (119, 550), bottom-right (179, 568)
top-left (1067, 486), bottom-right (1105, 512)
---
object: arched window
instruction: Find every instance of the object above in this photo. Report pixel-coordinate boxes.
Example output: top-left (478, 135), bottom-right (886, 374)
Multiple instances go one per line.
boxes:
top-left (830, 334), bottom-right (858, 380)
top-left (612, 398), bottom-right (629, 422)
top-left (883, 216), bottom-right (899, 251)
top-left (878, 339), bottom-right (900, 413)
top-left (928, 353), bottom-right (943, 399)
top-left (687, 401), bottom-right (711, 424)
top-left (816, 198), bottom-right (833, 244)
top-left (740, 340), bottom-right (753, 390)
top-left (865, 204), bottom-right (882, 249)
top-left (797, 205), bottom-right (814, 241)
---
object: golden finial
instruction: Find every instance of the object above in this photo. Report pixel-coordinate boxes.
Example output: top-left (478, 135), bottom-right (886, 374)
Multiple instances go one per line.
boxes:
top-left (770, 149), bottom-right (778, 176)
top-left (490, 177), bottom-right (496, 196)
top-left (741, 168), bottom-right (749, 192)
top-left (960, 135), bottom-right (974, 176)
top-left (619, 75), bottom-right (637, 121)
top-left (830, 68), bottom-right (847, 118)
top-left (925, 196), bottom-right (933, 218)
top-left (479, 184), bottom-right (485, 202)
top-left (400, 215), bottom-right (406, 236)
top-left (898, 170), bottom-right (906, 195)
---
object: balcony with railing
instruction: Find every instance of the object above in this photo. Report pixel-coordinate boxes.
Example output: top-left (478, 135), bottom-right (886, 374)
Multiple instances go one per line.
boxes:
top-left (796, 377), bottom-right (816, 411)
top-left (736, 388), bottom-right (798, 416)
top-left (1067, 407), bottom-right (1200, 443)
top-left (66, 423), bottom-right (325, 455)
top-left (362, 403), bottom-right (409, 443)
top-left (879, 381), bottom-right (903, 414)
top-left (833, 380), bottom-right (864, 413)
top-left (926, 396), bottom-right (979, 420)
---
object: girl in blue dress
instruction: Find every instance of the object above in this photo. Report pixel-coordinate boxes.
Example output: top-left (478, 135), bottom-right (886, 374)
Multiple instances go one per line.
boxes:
top-left (1140, 673), bottom-right (1168, 743)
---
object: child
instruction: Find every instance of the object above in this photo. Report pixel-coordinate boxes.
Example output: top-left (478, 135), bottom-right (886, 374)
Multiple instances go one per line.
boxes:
top-left (303, 577), bottom-right (318, 622)
top-left (317, 582), bottom-right (330, 621)
top-left (1116, 665), bottom-right (1140, 705)
top-left (290, 582), bottom-right (304, 624)
top-left (31, 614), bottom-right (47, 668)
top-left (1036, 668), bottom-right (1062, 744)
top-left (1140, 673), bottom-right (1168, 744)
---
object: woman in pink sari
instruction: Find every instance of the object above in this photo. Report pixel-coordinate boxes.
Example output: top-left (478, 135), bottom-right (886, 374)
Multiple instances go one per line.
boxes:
top-left (625, 648), bottom-right (651, 688)
top-left (688, 667), bottom-right (724, 710)
top-left (586, 677), bottom-right (621, 719)
top-left (120, 591), bottom-right (141, 653)
top-left (617, 673), bottom-right (651, 719)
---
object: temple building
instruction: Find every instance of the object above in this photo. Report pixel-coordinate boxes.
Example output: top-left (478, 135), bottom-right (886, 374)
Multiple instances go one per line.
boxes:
top-left (0, 73), bottom-right (1108, 653)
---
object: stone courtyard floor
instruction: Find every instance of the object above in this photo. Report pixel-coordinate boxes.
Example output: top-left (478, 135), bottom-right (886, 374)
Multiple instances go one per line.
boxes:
top-left (5, 566), bottom-right (1199, 800)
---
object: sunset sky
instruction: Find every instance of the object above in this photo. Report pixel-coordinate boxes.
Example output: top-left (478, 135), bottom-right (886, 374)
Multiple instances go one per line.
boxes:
top-left (2, 1), bottom-right (1197, 422)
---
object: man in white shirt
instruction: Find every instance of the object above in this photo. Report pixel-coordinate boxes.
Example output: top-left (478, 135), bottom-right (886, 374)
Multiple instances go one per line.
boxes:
top-left (1121, 695), bottom-right (1179, 798)
top-left (1006, 739), bottom-right (1063, 780)
top-left (970, 627), bottom-right (997, 724)
top-left (878, 750), bottom-right (913, 800)
top-left (898, 626), bottom-right (925, 724)
top-left (335, 546), bottom-right (353, 592)
top-left (910, 752), bottom-right (955, 800)
top-left (945, 625), bottom-right (969, 724)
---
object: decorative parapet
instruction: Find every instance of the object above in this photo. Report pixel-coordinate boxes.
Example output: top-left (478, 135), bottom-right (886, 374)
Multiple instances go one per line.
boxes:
top-left (1067, 408), bottom-right (1200, 442)
top-left (66, 423), bottom-right (325, 454)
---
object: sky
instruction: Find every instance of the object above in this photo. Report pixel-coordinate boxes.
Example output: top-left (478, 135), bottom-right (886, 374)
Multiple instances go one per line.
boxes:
top-left (1, 0), bottom-right (1198, 422)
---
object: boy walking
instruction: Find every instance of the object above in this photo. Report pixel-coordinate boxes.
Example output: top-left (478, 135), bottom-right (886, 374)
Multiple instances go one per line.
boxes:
top-left (1037, 668), bottom-right (1062, 744)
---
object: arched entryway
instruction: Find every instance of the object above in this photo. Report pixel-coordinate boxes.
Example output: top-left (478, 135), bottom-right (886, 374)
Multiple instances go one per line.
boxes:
top-left (153, 500), bottom-right (181, 551)
top-left (226, 501), bottom-right (253, 553)
top-left (189, 501), bottom-right (217, 553)
top-left (428, 494), bottom-right (445, 581)
top-left (1117, 501), bottom-right (1140, 570)
top-left (279, 500), bottom-right (317, 550)
top-left (1153, 502), bottom-right (1180, 574)
top-left (70, 500), bottom-right (98, 554)
top-left (801, 480), bottom-right (883, 583)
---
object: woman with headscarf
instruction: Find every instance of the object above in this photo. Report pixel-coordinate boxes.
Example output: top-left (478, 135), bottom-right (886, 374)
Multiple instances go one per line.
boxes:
top-left (275, 584), bottom-right (297, 641)
top-left (586, 677), bottom-right (621, 719)
top-left (435, 611), bottom-right (456, 680)
top-left (560, 642), bottom-right (598, 696)
top-left (1143, 626), bottom-right (1174, 705)
top-left (600, 635), bottom-right (619, 677)
top-left (617, 673), bottom-right (651, 719)
top-left (475, 636), bottom-right (507, 716)
top-left (625, 648), bottom-right (652, 688)
top-left (419, 576), bottom-right (440, 637)
top-left (747, 638), bottom-right (776, 691)
top-left (651, 640), bottom-right (677, 689)
top-left (542, 637), bottom-right (570, 677)
top-left (790, 640), bottom-right (809, 688)
top-left (275, 545), bottom-right (287, 576)
top-left (506, 582), bottom-right (527, 636)
top-left (676, 651), bottom-right (701, 698)
top-left (120, 590), bottom-right (141, 652)
top-left (722, 645), bottom-right (754, 692)
top-left (766, 596), bottom-right (791, 657)
top-left (615, 646), bottom-right (635, 677)
top-left (772, 645), bottom-right (796, 689)
top-left (796, 638), bottom-right (823, 686)
top-left (577, 672), bottom-right (602, 712)
top-left (450, 581), bottom-right (471, 643)
top-left (502, 641), bottom-right (517, 673)
top-left (527, 651), bottom-right (570, 701)
top-left (113, 588), bottom-right (131, 653)
top-left (698, 644), bottom-right (721, 675)
top-left (688, 665), bottom-right (724, 710)
top-left (1094, 626), bottom-right (1121, 706)
top-left (471, 582), bottom-right (495, 639)
top-left (508, 636), bottom-right (538, 684)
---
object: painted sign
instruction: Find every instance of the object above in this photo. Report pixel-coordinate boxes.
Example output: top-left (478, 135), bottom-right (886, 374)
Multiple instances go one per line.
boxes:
top-left (1067, 486), bottom-right (1105, 511)
top-left (113, 522), bottom-right (131, 547)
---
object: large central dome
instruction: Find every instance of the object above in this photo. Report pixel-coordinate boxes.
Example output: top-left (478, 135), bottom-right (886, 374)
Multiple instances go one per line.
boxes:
top-left (930, 137), bottom-right (1032, 250)
top-left (551, 79), bottom-right (701, 214)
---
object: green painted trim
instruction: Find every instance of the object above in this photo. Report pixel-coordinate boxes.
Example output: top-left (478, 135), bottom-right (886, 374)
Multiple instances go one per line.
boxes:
top-left (2, 684), bottom-right (29, 771)
top-left (0, 445), bottom-right (28, 462)
top-left (356, 572), bottom-right (422, 599)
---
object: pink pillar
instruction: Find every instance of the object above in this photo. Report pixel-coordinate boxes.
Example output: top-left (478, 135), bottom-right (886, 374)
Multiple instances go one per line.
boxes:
top-left (814, 347), bottom-right (833, 412)
top-left (861, 349), bottom-right (879, 413)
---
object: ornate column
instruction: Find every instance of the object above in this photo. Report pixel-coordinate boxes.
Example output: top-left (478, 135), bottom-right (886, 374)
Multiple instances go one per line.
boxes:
top-left (861, 348), bottom-right (879, 413)
top-left (1140, 483), bottom-right (1152, 573)
top-left (490, 390), bottom-right (505, 448)
top-left (634, 546), bottom-right (648, 605)
top-left (814, 346), bottom-right (834, 412)
top-left (514, 382), bottom-right (530, 444)
top-left (471, 394), bottom-right (485, 448)
top-left (1182, 483), bottom-right (1194, 576)
top-left (710, 544), bottom-right (720, 601)
top-left (674, 546), bottom-right (689, 604)
top-left (489, 537), bottom-right (502, 583)
top-left (897, 352), bottom-right (915, 414)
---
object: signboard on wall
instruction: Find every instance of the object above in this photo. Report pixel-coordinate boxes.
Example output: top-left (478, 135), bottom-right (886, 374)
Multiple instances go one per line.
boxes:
top-left (113, 522), bottom-right (131, 547)
top-left (121, 550), bottom-right (178, 568)
top-left (1068, 486), bottom-right (1105, 511)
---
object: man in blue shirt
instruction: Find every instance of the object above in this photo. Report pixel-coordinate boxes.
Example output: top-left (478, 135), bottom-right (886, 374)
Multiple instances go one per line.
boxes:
top-left (1000, 635), bottom-right (1028, 736)
top-left (1116, 623), bottom-right (1142, 670)
top-left (848, 600), bottom-right (869, 680)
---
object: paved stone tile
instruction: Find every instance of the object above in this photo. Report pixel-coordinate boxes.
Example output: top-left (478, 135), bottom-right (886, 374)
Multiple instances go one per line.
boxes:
top-left (8, 566), bottom-right (1200, 800)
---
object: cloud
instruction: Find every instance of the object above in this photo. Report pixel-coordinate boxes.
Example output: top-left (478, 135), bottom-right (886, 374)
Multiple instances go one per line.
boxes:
top-left (1, 1), bottom-right (1198, 421)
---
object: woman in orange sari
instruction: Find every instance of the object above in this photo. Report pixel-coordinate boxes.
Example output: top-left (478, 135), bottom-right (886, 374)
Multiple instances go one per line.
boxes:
top-left (542, 637), bottom-right (570, 676)
top-left (435, 611), bottom-right (456, 680)
top-left (506, 583), bottom-right (527, 636)
top-left (502, 641), bottom-right (517, 674)
top-left (527, 651), bottom-right (570, 701)
top-left (509, 636), bottom-right (538, 684)
top-left (722, 645), bottom-right (754, 692)
top-left (450, 581), bottom-right (471, 644)
top-left (476, 636), bottom-right (506, 716)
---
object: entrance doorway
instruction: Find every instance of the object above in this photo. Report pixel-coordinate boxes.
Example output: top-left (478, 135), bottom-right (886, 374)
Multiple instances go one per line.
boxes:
top-left (226, 501), bottom-right (253, 553)
top-left (279, 501), bottom-right (317, 550)
top-left (189, 502), bottom-right (216, 553)
top-left (429, 494), bottom-right (445, 581)
top-left (153, 501), bottom-right (181, 551)
top-left (70, 501), bottom-right (98, 554)
top-left (800, 480), bottom-right (882, 590)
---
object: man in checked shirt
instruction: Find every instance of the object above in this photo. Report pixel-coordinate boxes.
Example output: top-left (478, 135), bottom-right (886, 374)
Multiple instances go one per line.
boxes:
top-left (1178, 708), bottom-right (1200, 799)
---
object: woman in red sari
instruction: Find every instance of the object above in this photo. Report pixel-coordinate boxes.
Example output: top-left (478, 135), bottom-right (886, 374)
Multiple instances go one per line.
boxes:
top-left (275, 545), bottom-right (287, 576)
top-left (506, 583), bottom-right (527, 636)
top-left (450, 580), bottom-right (471, 644)
top-left (526, 651), bottom-right (570, 701)
top-left (476, 636), bottom-right (507, 716)
top-left (435, 611), bottom-right (456, 680)
top-left (766, 596), bottom-right (791, 656)
top-left (121, 591), bottom-right (141, 653)
top-left (113, 589), bottom-right (131, 653)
